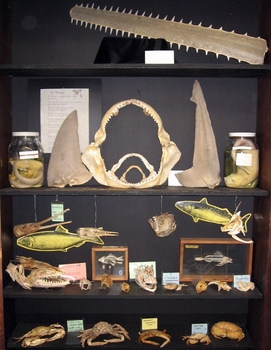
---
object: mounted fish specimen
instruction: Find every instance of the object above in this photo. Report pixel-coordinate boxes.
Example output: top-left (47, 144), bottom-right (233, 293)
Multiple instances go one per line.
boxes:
top-left (175, 198), bottom-right (252, 243)
top-left (81, 99), bottom-right (181, 188)
top-left (194, 251), bottom-right (232, 266)
top-left (175, 80), bottom-right (221, 189)
top-left (16, 225), bottom-right (113, 252)
top-left (148, 212), bottom-right (176, 237)
top-left (70, 4), bottom-right (267, 64)
top-left (6, 256), bottom-right (70, 290)
top-left (13, 208), bottom-right (71, 238)
top-left (98, 253), bottom-right (124, 269)
top-left (47, 110), bottom-right (92, 187)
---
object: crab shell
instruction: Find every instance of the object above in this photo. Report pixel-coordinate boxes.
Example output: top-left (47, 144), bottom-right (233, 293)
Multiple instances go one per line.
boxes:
top-left (138, 329), bottom-right (171, 347)
top-left (211, 321), bottom-right (245, 341)
top-left (182, 333), bottom-right (211, 345)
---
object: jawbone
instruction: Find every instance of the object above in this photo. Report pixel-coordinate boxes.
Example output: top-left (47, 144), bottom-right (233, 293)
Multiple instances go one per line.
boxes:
top-left (81, 99), bottom-right (181, 188)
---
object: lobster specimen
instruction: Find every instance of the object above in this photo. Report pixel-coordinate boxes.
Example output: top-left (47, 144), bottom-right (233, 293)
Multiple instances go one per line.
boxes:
top-left (70, 4), bottom-right (268, 64)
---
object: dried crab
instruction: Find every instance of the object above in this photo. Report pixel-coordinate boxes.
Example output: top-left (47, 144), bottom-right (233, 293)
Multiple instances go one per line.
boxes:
top-left (6, 256), bottom-right (70, 290)
top-left (208, 280), bottom-right (232, 291)
top-left (138, 329), bottom-right (171, 348)
top-left (100, 273), bottom-right (113, 289)
top-left (14, 323), bottom-right (65, 347)
top-left (135, 265), bottom-right (157, 293)
top-left (78, 321), bottom-right (130, 347)
top-left (182, 333), bottom-right (211, 345)
top-left (211, 321), bottom-right (244, 341)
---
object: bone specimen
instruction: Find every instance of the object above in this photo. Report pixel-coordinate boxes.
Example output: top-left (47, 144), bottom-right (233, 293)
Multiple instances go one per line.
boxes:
top-left (81, 99), bottom-right (181, 188)
top-left (70, 4), bottom-right (267, 64)
top-left (47, 110), bottom-right (92, 187)
top-left (175, 80), bottom-right (221, 189)
top-left (148, 212), bottom-right (176, 237)
top-left (13, 209), bottom-right (72, 238)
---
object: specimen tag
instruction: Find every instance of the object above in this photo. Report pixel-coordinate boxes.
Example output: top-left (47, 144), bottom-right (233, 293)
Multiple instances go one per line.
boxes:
top-left (168, 170), bottom-right (183, 186)
top-left (51, 202), bottom-right (64, 222)
top-left (191, 323), bottom-right (208, 334)
top-left (145, 50), bottom-right (174, 64)
top-left (141, 317), bottom-right (158, 331)
top-left (161, 272), bottom-right (179, 285)
top-left (59, 263), bottom-right (87, 282)
top-left (233, 274), bottom-right (251, 288)
top-left (67, 319), bottom-right (84, 332)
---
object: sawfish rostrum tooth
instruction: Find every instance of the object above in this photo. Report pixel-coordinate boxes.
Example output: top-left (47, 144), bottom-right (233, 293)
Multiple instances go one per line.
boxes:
top-left (70, 4), bottom-right (267, 64)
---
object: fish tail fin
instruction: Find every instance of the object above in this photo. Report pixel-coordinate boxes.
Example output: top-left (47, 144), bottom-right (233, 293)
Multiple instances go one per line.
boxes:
top-left (241, 213), bottom-right (252, 233)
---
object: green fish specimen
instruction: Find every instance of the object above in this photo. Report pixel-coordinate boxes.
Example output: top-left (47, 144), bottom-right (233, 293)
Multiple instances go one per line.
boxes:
top-left (16, 225), bottom-right (104, 252)
top-left (175, 197), bottom-right (251, 232)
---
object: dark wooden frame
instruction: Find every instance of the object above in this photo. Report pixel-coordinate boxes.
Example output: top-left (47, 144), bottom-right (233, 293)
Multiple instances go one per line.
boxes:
top-left (179, 238), bottom-right (253, 282)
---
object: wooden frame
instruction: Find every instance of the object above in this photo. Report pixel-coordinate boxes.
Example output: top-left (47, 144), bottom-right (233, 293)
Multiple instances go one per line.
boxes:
top-left (179, 238), bottom-right (253, 282)
top-left (91, 246), bottom-right (128, 281)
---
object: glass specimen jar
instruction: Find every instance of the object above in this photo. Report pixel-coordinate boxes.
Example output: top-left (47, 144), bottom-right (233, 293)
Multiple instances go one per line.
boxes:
top-left (224, 132), bottom-right (259, 188)
top-left (8, 132), bottom-right (44, 188)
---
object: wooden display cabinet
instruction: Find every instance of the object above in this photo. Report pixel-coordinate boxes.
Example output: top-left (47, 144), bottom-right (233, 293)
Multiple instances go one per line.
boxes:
top-left (1, 0), bottom-right (271, 349)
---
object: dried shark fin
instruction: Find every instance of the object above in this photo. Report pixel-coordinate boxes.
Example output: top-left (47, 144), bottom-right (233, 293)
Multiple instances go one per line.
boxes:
top-left (70, 4), bottom-right (268, 65)
top-left (175, 80), bottom-right (221, 189)
top-left (47, 110), bottom-right (92, 187)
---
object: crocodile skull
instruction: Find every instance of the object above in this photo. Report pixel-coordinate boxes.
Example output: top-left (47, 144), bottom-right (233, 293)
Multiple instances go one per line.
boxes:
top-left (81, 99), bottom-right (181, 188)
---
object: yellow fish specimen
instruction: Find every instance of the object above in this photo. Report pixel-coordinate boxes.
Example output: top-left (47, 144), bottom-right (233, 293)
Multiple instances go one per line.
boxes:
top-left (17, 225), bottom-right (105, 252)
top-left (175, 198), bottom-right (251, 231)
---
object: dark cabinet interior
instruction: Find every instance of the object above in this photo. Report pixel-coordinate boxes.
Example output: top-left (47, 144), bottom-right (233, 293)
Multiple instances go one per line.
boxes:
top-left (1, 0), bottom-right (271, 349)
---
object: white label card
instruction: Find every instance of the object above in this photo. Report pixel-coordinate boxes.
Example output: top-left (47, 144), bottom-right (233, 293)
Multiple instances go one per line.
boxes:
top-left (40, 88), bottom-right (89, 153)
top-left (51, 202), bottom-right (65, 222)
top-left (67, 319), bottom-right (84, 332)
top-left (233, 274), bottom-right (251, 288)
top-left (191, 323), bottom-right (208, 335)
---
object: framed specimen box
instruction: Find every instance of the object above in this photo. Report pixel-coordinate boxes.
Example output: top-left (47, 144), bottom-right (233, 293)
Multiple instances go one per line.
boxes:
top-left (179, 238), bottom-right (253, 282)
top-left (91, 246), bottom-right (128, 281)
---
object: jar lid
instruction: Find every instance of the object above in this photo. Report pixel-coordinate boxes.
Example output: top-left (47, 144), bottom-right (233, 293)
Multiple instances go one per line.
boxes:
top-left (12, 132), bottom-right (39, 137)
top-left (229, 132), bottom-right (256, 137)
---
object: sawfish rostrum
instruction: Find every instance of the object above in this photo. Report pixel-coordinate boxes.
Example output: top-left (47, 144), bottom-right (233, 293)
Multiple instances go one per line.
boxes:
top-left (175, 198), bottom-right (251, 231)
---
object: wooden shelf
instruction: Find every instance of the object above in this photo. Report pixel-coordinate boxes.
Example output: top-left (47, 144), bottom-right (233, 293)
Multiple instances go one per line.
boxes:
top-left (0, 63), bottom-right (271, 78)
top-left (7, 321), bottom-right (254, 349)
top-left (0, 186), bottom-right (268, 197)
top-left (3, 281), bottom-right (263, 300)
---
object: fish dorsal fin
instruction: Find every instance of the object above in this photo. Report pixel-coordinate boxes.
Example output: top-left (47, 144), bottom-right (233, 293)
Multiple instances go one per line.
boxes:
top-left (55, 225), bottom-right (70, 233)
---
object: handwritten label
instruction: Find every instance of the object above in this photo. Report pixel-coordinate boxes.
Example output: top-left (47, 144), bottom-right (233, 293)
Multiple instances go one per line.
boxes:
top-left (59, 262), bottom-right (87, 281)
top-left (162, 272), bottom-right (179, 285)
top-left (141, 318), bottom-right (158, 331)
top-left (233, 274), bottom-right (251, 288)
top-left (67, 319), bottom-right (84, 332)
top-left (191, 323), bottom-right (208, 335)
